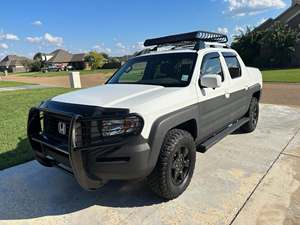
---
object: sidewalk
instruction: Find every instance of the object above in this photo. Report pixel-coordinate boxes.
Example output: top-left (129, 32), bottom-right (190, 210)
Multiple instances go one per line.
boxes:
top-left (0, 85), bottom-right (49, 92)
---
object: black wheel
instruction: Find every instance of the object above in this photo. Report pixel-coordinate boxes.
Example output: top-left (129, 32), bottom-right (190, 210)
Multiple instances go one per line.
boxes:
top-left (147, 129), bottom-right (196, 200)
top-left (240, 97), bottom-right (259, 133)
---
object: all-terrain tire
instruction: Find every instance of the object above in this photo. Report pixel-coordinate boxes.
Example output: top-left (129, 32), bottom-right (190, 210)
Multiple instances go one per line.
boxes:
top-left (240, 97), bottom-right (259, 133)
top-left (147, 129), bottom-right (196, 200)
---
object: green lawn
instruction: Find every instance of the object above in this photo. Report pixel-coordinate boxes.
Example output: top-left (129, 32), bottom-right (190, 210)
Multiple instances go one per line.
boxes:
top-left (262, 68), bottom-right (300, 83)
top-left (0, 81), bottom-right (32, 87)
top-left (0, 88), bottom-right (71, 170)
top-left (12, 69), bottom-right (116, 77)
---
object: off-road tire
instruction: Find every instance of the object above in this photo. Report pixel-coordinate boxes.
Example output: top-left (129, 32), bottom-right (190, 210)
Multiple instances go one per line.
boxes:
top-left (240, 97), bottom-right (259, 133)
top-left (147, 129), bottom-right (196, 200)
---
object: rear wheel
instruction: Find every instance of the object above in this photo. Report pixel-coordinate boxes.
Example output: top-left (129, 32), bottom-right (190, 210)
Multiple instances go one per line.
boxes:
top-left (147, 129), bottom-right (196, 200)
top-left (240, 97), bottom-right (259, 133)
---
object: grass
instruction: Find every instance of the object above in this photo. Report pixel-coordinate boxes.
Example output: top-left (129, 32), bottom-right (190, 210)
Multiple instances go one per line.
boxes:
top-left (12, 69), bottom-right (116, 77)
top-left (0, 88), bottom-right (72, 170)
top-left (0, 81), bottom-right (32, 87)
top-left (262, 68), bottom-right (300, 83)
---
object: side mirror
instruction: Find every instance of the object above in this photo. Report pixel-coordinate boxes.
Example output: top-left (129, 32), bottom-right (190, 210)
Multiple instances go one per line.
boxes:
top-left (200, 74), bottom-right (222, 89)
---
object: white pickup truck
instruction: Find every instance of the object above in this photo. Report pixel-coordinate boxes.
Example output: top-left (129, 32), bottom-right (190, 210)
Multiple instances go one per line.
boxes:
top-left (28, 31), bottom-right (262, 199)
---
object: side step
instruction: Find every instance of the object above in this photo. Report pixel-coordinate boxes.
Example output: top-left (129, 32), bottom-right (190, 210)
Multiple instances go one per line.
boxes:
top-left (197, 117), bottom-right (250, 153)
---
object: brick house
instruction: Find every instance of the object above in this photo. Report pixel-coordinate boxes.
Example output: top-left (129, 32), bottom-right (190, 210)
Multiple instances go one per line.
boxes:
top-left (0, 55), bottom-right (31, 73)
top-left (256, 0), bottom-right (300, 66)
top-left (43, 49), bottom-right (88, 70)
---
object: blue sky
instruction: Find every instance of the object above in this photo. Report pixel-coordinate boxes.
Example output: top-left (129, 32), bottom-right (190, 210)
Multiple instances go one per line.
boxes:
top-left (0, 0), bottom-right (291, 58)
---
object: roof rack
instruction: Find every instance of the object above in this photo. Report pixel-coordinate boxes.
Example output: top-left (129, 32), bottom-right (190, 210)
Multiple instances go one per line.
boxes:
top-left (144, 31), bottom-right (228, 50)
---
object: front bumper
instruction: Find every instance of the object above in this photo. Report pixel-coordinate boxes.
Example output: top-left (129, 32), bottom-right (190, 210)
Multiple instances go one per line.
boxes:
top-left (27, 104), bottom-right (151, 190)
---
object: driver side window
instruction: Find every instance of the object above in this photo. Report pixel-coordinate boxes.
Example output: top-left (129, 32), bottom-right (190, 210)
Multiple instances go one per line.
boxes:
top-left (201, 53), bottom-right (224, 81)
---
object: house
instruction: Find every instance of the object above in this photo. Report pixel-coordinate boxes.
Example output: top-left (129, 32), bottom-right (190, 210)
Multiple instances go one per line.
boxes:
top-left (256, 0), bottom-right (300, 66)
top-left (0, 55), bottom-right (31, 73)
top-left (43, 49), bottom-right (88, 70)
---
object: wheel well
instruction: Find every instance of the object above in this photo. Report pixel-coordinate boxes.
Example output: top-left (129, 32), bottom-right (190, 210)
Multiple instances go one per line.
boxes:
top-left (174, 119), bottom-right (197, 140)
top-left (253, 91), bottom-right (261, 101)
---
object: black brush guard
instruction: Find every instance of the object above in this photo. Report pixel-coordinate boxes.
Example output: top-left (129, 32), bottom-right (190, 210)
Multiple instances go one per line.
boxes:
top-left (27, 107), bottom-right (104, 190)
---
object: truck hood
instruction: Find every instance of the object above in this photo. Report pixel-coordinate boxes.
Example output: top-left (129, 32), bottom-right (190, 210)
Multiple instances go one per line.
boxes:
top-left (52, 84), bottom-right (196, 115)
top-left (52, 84), bottom-right (165, 108)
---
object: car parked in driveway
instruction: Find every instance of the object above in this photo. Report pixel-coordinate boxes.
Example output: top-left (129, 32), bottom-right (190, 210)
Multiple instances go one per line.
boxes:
top-left (42, 64), bottom-right (65, 73)
top-left (27, 31), bottom-right (262, 199)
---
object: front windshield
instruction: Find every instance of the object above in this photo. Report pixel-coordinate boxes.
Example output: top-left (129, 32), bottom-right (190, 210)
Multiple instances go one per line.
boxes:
top-left (107, 53), bottom-right (197, 87)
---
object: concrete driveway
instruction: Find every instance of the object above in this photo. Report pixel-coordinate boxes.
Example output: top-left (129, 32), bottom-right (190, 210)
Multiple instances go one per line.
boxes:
top-left (0, 104), bottom-right (299, 225)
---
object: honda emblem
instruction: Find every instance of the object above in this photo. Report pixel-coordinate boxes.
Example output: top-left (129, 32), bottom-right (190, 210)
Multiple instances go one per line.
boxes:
top-left (58, 122), bottom-right (67, 135)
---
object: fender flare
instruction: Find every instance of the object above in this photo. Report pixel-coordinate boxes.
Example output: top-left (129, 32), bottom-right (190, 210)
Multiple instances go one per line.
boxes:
top-left (146, 104), bottom-right (200, 171)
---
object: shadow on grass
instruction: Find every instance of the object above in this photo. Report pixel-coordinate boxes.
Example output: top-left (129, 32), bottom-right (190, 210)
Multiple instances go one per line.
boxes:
top-left (0, 138), bottom-right (164, 220)
top-left (0, 138), bottom-right (33, 171)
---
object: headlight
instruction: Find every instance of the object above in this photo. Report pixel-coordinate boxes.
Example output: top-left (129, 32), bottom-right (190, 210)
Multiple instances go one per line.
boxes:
top-left (101, 115), bottom-right (143, 137)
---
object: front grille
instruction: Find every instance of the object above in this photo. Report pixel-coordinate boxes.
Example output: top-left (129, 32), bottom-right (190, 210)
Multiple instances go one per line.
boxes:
top-left (80, 120), bottom-right (103, 147)
top-left (42, 112), bottom-right (128, 149)
top-left (43, 112), bottom-right (71, 143)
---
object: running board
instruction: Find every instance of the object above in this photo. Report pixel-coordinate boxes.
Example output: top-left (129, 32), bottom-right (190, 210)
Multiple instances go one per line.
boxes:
top-left (197, 118), bottom-right (250, 153)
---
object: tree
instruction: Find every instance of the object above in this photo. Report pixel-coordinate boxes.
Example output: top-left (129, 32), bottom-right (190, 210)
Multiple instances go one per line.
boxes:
top-left (231, 27), bottom-right (265, 67)
top-left (100, 52), bottom-right (109, 60)
top-left (20, 59), bottom-right (33, 72)
top-left (29, 60), bottom-right (42, 72)
top-left (84, 51), bottom-right (106, 70)
top-left (232, 22), bottom-right (299, 68)
top-left (33, 52), bottom-right (46, 70)
top-left (102, 57), bottom-right (121, 69)
top-left (260, 22), bottom-right (299, 67)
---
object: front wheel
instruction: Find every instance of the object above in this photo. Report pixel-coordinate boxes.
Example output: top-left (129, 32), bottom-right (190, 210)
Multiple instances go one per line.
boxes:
top-left (147, 129), bottom-right (196, 200)
top-left (240, 97), bottom-right (259, 133)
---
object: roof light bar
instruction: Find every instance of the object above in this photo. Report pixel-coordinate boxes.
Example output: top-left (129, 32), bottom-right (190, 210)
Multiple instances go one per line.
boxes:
top-left (144, 31), bottom-right (228, 50)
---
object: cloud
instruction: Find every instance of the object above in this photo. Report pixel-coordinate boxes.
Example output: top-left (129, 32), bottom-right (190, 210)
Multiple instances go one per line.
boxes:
top-left (0, 33), bottom-right (19, 41)
top-left (116, 42), bottom-right (127, 50)
top-left (0, 43), bottom-right (8, 49)
top-left (131, 41), bottom-right (145, 51)
top-left (234, 26), bottom-right (246, 34)
top-left (26, 33), bottom-right (64, 46)
top-left (32, 20), bottom-right (43, 26)
top-left (115, 42), bottom-right (131, 54)
top-left (26, 36), bottom-right (43, 44)
top-left (93, 45), bottom-right (101, 49)
top-left (44, 33), bottom-right (63, 46)
top-left (25, 33), bottom-right (64, 46)
top-left (257, 18), bottom-right (268, 26)
top-left (217, 27), bottom-right (229, 34)
top-left (224, 0), bottom-right (286, 16)
top-left (105, 48), bottom-right (112, 53)
top-left (93, 44), bottom-right (112, 54)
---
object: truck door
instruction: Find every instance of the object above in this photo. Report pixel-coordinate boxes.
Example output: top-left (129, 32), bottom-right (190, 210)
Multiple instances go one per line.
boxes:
top-left (196, 52), bottom-right (232, 142)
top-left (221, 52), bottom-right (251, 122)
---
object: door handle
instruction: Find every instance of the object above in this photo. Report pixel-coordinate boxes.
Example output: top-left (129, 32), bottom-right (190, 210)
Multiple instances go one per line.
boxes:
top-left (225, 91), bottom-right (230, 99)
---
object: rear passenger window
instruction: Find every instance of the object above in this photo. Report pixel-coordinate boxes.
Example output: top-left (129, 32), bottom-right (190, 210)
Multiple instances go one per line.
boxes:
top-left (224, 56), bottom-right (242, 79)
top-left (201, 54), bottom-right (224, 81)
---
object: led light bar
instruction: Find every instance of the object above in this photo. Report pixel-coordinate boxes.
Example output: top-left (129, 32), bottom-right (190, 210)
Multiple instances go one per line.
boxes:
top-left (144, 30), bottom-right (228, 48)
